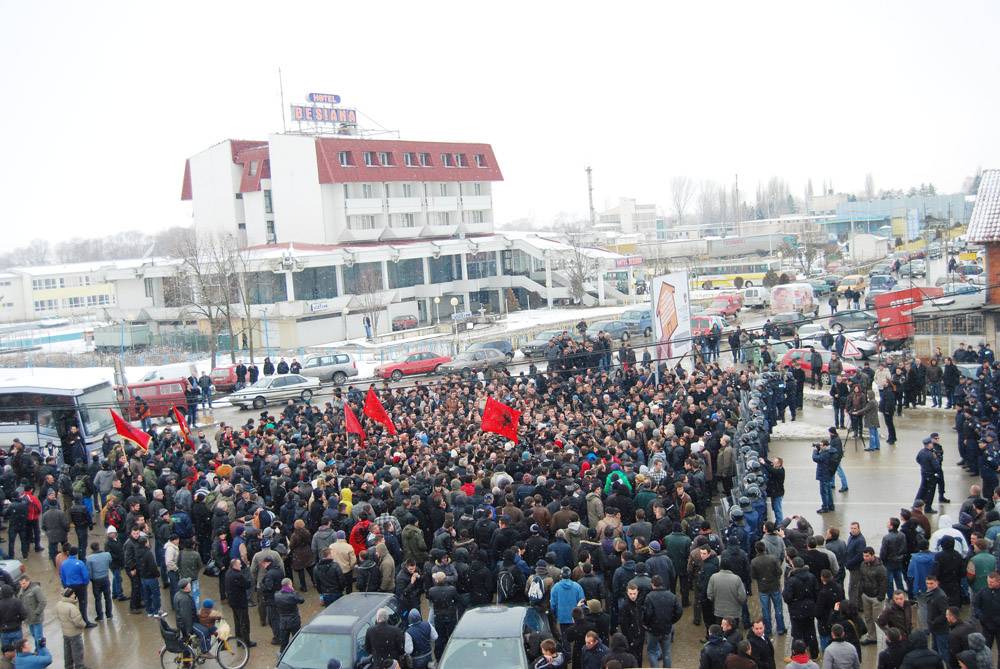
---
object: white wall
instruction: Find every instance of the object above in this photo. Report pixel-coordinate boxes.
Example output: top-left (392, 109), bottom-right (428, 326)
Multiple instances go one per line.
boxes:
top-left (268, 134), bottom-right (327, 244)
top-left (320, 184), bottom-right (347, 241)
top-left (243, 190), bottom-right (267, 247)
top-left (114, 278), bottom-right (153, 310)
top-left (190, 141), bottom-right (243, 238)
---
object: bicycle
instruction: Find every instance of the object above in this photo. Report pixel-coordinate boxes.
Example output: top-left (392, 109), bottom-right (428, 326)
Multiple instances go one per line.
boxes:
top-left (158, 617), bottom-right (250, 669)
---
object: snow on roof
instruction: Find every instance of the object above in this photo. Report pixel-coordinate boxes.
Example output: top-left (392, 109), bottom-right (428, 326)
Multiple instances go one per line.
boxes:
top-left (968, 169), bottom-right (1000, 243)
top-left (0, 367), bottom-right (115, 393)
top-left (8, 257), bottom-right (173, 277)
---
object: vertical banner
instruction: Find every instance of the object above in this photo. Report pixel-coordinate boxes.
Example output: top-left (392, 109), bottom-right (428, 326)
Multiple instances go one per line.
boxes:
top-left (651, 272), bottom-right (692, 362)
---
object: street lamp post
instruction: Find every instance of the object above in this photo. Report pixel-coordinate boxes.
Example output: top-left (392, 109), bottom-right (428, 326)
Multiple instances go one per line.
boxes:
top-left (261, 307), bottom-right (270, 358)
top-left (434, 296), bottom-right (441, 325)
top-left (342, 306), bottom-right (350, 341)
top-left (449, 297), bottom-right (459, 355)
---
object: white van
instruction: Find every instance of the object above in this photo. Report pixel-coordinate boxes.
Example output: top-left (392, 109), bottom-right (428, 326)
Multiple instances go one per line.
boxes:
top-left (742, 286), bottom-right (771, 309)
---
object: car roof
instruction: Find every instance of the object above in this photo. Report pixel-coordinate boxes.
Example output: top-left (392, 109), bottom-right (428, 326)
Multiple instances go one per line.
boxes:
top-left (452, 606), bottom-right (528, 638)
top-left (302, 593), bottom-right (395, 634)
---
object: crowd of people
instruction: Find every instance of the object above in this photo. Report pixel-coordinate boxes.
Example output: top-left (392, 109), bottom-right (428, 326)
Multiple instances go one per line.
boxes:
top-left (0, 324), bottom-right (997, 669)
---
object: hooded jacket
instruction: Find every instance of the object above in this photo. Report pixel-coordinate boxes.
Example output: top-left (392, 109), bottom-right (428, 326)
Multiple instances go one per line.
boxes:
top-left (782, 566), bottom-right (818, 619)
top-left (966, 632), bottom-right (991, 669)
top-left (55, 593), bottom-right (85, 637)
top-left (899, 630), bottom-right (944, 668)
top-left (17, 582), bottom-right (45, 626)
top-left (929, 515), bottom-right (969, 554)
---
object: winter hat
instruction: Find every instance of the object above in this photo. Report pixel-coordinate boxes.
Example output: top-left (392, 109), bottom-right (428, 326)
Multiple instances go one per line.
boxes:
top-left (203, 599), bottom-right (214, 609)
top-left (649, 541), bottom-right (661, 552)
top-left (407, 610), bottom-right (422, 625)
top-left (335, 530), bottom-right (346, 540)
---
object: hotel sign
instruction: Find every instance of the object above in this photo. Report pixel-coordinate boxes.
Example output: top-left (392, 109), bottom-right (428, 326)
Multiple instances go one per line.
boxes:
top-left (291, 105), bottom-right (357, 124)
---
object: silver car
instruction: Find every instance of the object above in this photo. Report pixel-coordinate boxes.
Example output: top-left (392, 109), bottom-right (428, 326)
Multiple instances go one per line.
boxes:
top-left (299, 353), bottom-right (359, 384)
top-left (436, 348), bottom-right (508, 377)
top-left (227, 374), bottom-right (321, 410)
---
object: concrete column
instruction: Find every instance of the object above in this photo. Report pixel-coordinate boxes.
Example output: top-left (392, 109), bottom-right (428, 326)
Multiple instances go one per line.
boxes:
top-left (627, 269), bottom-right (636, 300)
top-left (284, 271), bottom-right (295, 302)
top-left (421, 257), bottom-right (431, 285)
top-left (597, 271), bottom-right (606, 306)
top-left (380, 261), bottom-right (390, 291)
top-left (460, 253), bottom-right (469, 281)
top-left (544, 256), bottom-right (553, 309)
top-left (335, 265), bottom-right (345, 297)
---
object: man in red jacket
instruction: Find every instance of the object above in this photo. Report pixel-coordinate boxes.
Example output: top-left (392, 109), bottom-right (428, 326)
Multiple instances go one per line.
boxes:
top-left (23, 489), bottom-right (42, 554)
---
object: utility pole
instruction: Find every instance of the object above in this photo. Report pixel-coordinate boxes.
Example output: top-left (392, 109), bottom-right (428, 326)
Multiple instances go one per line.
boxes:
top-left (734, 174), bottom-right (739, 237)
top-left (586, 166), bottom-right (596, 228)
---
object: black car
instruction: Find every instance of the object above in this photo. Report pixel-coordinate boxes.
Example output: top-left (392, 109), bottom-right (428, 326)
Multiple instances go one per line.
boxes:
top-left (277, 593), bottom-right (402, 669)
top-left (467, 339), bottom-right (515, 361)
top-left (829, 309), bottom-right (878, 334)
top-left (770, 312), bottom-right (809, 337)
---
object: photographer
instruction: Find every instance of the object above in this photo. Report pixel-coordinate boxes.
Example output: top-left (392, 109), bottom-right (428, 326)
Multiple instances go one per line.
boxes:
top-left (811, 441), bottom-right (835, 514)
top-left (12, 636), bottom-right (50, 669)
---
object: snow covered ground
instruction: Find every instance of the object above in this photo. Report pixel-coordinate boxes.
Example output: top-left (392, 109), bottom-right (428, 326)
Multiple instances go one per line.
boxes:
top-left (770, 420), bottom-right (829, 441)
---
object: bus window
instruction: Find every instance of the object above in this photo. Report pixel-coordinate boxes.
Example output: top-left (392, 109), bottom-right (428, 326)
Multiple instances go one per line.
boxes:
top-left (78, 384), bottom-right (116, 437)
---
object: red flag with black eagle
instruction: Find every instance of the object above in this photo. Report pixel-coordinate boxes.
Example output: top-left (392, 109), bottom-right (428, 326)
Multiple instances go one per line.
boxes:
top-left (363, 388), bottom-right (397, 435)
top-left (481, 397), bottom-right (521, 443)
top-left (110, 409), bottom-right (151, 451)
top-left (345, 404), bottom-right (366, 444)
top-left (172, 407), bottom-right (195, 449)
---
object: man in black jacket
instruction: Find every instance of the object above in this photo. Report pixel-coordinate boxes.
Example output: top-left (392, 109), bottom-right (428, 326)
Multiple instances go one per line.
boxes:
top-left (972, 571), bottom-right (1000, 655)
top-left (173, 578), bottom-right (197, 648)
top-left (427, 571), bottom-right (459, 660)
top-left (746, 619), bottom-right (775, 669)
top-left (699, 624), bottom-right (734, 669)
top-left (783, 557), bottom-right (819, 659)
top-left (0, 584), bottom-right (27, 644)
top-left (224, 558), bottom-right (255, 647)
top-left (314, 547), bottom-right (346, 606)
top-left (643, 575), bottom-right (682, 667)
top-left (259, 556), bottom-right (284, 646)
top-left (924, 574), bottom-right (950, 662)
top-left (273, 578), bottom-right (304, 650)
top-left (123, 526), bottom-right (144, 613)
top-left (364, 607), bottom-right (406, 667)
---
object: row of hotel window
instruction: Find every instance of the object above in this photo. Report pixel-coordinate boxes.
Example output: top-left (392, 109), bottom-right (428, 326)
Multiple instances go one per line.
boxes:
top-left (31, 277), bottom-right (95, 290)
top-left (348, 211), bottom-right (487, 230)
top-left (339, 151), bottom-right (488, 169)
top-left (348, 182), bottom-right (485, 198)
top-left (33, 295), bottom-right (113, 311)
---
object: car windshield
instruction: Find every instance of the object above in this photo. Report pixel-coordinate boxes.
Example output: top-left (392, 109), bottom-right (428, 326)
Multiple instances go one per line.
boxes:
top-left (280, 632), bottom-right (353, 669)
top-left (535, 331), bottom-right (561, 341)
top-left (247, 378), bottom-right (273, 390)
top-left (622, 310), bottom-right (646, 320)
top-left (440, 638), bottom-right (524, 668)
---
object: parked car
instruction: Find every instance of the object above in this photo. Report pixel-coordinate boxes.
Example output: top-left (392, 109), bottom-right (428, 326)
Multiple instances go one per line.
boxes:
top-left (467, 339), bottom-right (515, 361)
top-left (800, 333), bottom-right (878, 359)
top-left (374, 351), bottom-right (452, 381)
top-left (299, 352), bottom-right (359, 384)
top-left (438, 606), bottom-right (551, 669)
top-left (706, 294), bottom-right (743, 317)
top-left (938, 282), bottom-right (983, 296)
top-left (823, 275), bottom-right (843, 289)
top-left (899, 260), bottom-right (927, 278)
top-left (795, 323), bottom-right (828, 340)
top-left (227, 374), bottom-right (321, 410)
top-left (587, 320), bottom-right (631, 340)
top-left (0, 560), bottom-right (23, 581)
top-left (770, 312), bottom-right (808, 337)
top-left (935, 273), bottom-right (968, 286)
top-left (869, 262), bottom-right (894, 276)
top-left (927, 242), bottom-right (943, 259)
top-left (391, 314), bottom-right (419, 331)
top-left (119, 378), bottom-right (190, 420)
top-left (958, 262), bottom-right (984, 277)
top-left (865, 274), bottom-right (898, 308)
top-left (780, 348), bottom-right (859, 384)
top-left (837, 275), bottom-right (866, 294)
top-left (277, 593), bottom-right (402, 669)
top-left (209, 365), bottom-right (238, 392)
top-left (619, 308), bottom-right (653, 337)
top-left (807, 279), bottom-right (832, 297)
top-left (690, 314), bottom-right (729, 337)
top-left (829, 310), bottom-right (878, 334)
top-left (437, 348), bottom-right (508, 377)
top-left (521, 329), bottom-right (570, 357)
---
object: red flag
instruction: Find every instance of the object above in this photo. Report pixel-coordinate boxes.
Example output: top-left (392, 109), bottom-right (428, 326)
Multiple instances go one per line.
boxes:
top-left (111, 409), bottom-right (151, 451)
top-left (481, 397), bottom-right (521, 443)
top-left (172, 407), bottom-right (195, 449)
top-left (345, 404), bottom-right (366, 444)
top-left (363, 388), bottom-right (397, 435)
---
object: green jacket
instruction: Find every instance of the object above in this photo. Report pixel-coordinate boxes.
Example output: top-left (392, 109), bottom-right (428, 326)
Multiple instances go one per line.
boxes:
top-left (663, 531), bottom-right (693, 574)
top-left (177, 548), bottom-right (204, 580)
top-left (401, 524), bottom-right (428, 564)
top-left (603, 470), bottom-right (632, 495)
top-left (18, 582), bottom-right (46, 625)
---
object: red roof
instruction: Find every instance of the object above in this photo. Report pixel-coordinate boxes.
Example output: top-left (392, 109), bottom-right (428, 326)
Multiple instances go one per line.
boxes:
top-left (314, 137), bottom-right (502, 184)
top-left (181, 140), bottom-right (267, 201)
top-left (235, 145), bottom-right (271, 194)
top-left (181, 160), bottom-right (192, 201)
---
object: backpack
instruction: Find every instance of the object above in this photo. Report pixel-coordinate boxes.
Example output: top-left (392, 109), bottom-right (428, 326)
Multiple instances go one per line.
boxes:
top-left (496, 569), bottom-right (515, 604)
top-left (72, 478), bottom-right (87, 497)
top-left (527, 575), bottom-right (545, 605)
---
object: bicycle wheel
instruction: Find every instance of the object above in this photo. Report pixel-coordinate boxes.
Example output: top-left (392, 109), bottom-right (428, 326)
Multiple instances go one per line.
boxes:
top-left (160, 644), bottom-right (196, 669)
top-left (215, 637), bottom-right (249, 669)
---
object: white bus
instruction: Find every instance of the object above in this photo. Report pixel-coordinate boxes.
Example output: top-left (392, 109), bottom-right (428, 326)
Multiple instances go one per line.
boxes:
top-left (689, 258), bottom-right (782, 290)
top-left (0, 369), bottom-right (117, 459)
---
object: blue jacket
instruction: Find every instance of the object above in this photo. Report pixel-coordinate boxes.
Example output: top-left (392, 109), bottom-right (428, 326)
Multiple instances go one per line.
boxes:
top-left (86, 551), bottom-right (112, 581)
top-left (812, 448), bottom-right (832, 482)
top-left (14, 647), bottom-right (52, 668)
top-left (549, 578), bottom-right (585, 624)
top-left (906, 551), bottom-right (936, 595)
top-left (547, 540), bottom-right (573, 569)
top-left (844, 533), bottom-right (866, 571)
top-left (59, 557), bottom-right (90, 587)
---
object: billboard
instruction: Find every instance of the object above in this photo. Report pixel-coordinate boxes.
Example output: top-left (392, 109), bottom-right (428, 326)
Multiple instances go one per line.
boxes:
top-left (290, 105), bottom-right (357, 124)
top-left (873, 286), bottom-right (943, 341)
top-left (651, 272), bottom-right (692, 362)
top-left (771, 283), bottom-right (815, 315)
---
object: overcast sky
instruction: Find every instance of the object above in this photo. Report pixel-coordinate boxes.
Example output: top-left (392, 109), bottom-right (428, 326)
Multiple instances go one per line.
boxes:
top-left (3, 1), bottom-right (999, 247)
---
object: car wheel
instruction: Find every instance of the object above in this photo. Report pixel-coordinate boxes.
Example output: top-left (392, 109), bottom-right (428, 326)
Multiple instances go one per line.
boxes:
top-left (505, 352), bottom-right (514, 362)
top-left (821, 372), bottom-right (831, 385)
top-left (744, 280), bottom-right (754, 287)
top-left (702, 281), bottom-right (712, 290)
top-left (644, 326), bottom-right (652, 338)
top-left (300, 389), bottom-right (313, 402)
top-left (433, 364), bottom-right (443, 374)
top-left (332, 372), bottom-right (347, 385)
top-left (252, 396), bottom-right (266, 410)
top-left (390, 370), bottom-right (403, 382)
top-left (832, 323), bottom-right (845, 333)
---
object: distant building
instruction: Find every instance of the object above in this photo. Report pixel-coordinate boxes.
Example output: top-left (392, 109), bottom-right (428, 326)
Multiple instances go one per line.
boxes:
top-left (967, 168), bottom-right (1000, 305)
top-left (807, 192), bottom-right (850, 215)
top-left (596, 198), bottom-right (663, 241)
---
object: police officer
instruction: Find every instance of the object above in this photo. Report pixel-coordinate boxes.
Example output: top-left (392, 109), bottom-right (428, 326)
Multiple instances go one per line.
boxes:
top-left (724, 507), bottom-right (751, 555)
top-left (915, 437), bottom-right (943, 513)
top-left (929, 432), bottom-right (951, 504)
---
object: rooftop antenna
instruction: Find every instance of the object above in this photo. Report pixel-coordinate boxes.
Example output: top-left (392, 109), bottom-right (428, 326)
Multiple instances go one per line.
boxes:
top-left (278, 67), bottom-right (287, 133)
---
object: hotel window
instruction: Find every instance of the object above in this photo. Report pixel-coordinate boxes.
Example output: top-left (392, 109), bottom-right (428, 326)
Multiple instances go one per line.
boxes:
top-left (266, 221), bottom-right (276, 243)
top-left (363, 152), bottom-right (374, 167)
top-left (338, 151), bottom-right (352, 167)
top-left (264, 190), bottom-right (273, 214)
top-left (387, 258), bottom-right (424, 289)
top-left (440, 153), bottom-right (452, 167)
top-left (403, 152), bottom-right (414, 167)
top-left (395, 213), bottom-right (416, 228)
top-left (144, 278), bottom-right (155, 298)
top-left (419, 153), bottom-right (431, 167)
top-left (467, 210), bottom-right (485, 224)
top-left (65, 297), bottom-right (85, 308)
top-left (249, 161), bottom-right (259, 176)
top-left (351, 215), bottom-right (377, 230)
top-left (474, 153), bottom-right (487, 167)
top-left (455, 153), bottom-right (466, 167)
top-left (439, 183), bottom-right (448, 197)
top-left (33, 299), bottom-right (58, 312)
top-left (378, 152), bottom-right (392, 166)
top-left (473, 182), bottom-right (483, 196)
top-left (402, 183), bottom-right (413, 197)
top-left (362, 183), bottom-right (374, 199)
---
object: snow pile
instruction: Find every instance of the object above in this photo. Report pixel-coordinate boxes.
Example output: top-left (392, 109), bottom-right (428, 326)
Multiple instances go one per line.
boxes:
top-left (770, 421), bottom-right (829, 441)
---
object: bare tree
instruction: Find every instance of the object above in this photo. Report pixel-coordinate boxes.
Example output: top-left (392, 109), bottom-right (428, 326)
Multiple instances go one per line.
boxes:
top-left (352, 265), bottom-right (388, 338)
top-left (670, 176), bottom-right (695, 226)
top-left (557, 222), bottom-right (598, 304)
top-left (696, 181), bottom-right (718, 225)
top-left (864, 173), bottom-right (876, 201)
